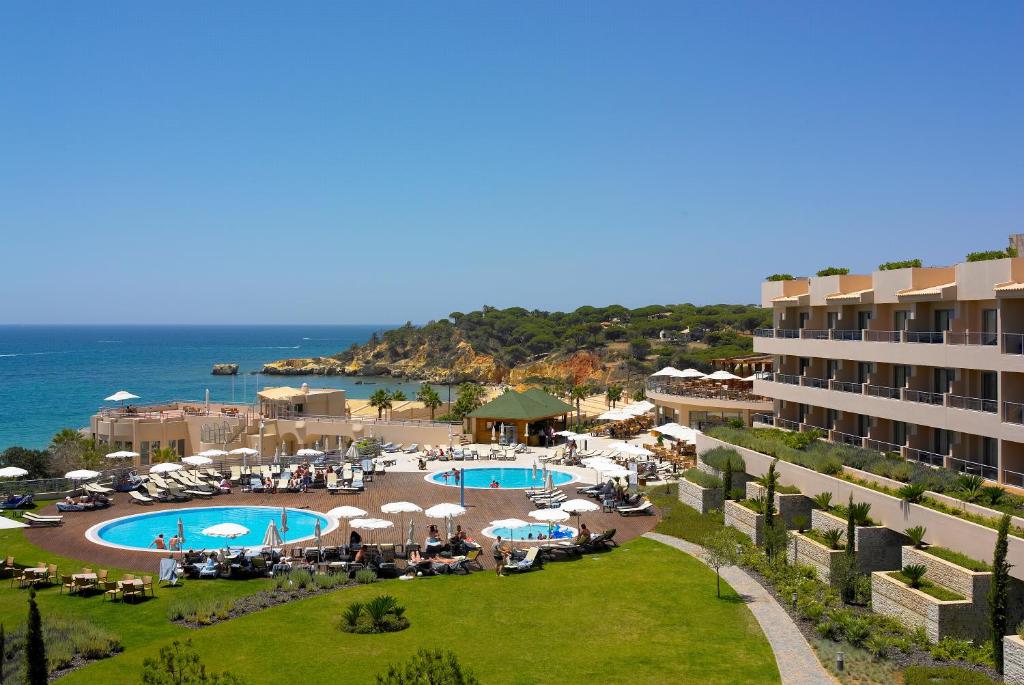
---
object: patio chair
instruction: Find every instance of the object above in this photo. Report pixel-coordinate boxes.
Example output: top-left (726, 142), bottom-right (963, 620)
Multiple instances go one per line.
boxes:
top-left (141, 575), bottom-right (155, 596)
top-left (23, 512), bottom-right (63, 526)
top-left (129, 490), bottom-right (154, 505)
top-left (2, 556), bottom-right (15, 577)
top-left (502, 547), bottom-right (541, 574)
top-left (230, 466), bottom-right (242, 482)
top-left (60, 574), bottom-right (75, 595)
top-left (404, 444), bottom-right (419, 453)
top-left (617, 500), bottom-right (654, 516)
top-left (103, 581), bottom-right (119, 601)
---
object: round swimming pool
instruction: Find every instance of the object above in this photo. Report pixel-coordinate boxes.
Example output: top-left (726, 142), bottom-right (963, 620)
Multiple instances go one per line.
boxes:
top-left (427, 467), bottom-right (574, 490)
top-left (481, 523), bottom-right (577, 541)
top-left (86, 506), bottom-right (335, 552)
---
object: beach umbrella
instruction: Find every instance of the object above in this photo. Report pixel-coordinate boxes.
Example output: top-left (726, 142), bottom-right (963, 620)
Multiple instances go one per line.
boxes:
top-left (425, 503), bottom-right (466, 543)
top-left (0, 466), bottom-right (28, 479)
top-left (705, 369), bottom-right (741, 381)
top-left (104, 390), bottom-right (139, 405)
top-left (407, 519), bottom-right (416, 546)
top-left (349, 518), bottom-right (394, 544)
top-left (326, 506), bottom-right (367, 545)
top-left (490, 423), bottom-right (497, 442)
top-left (281, 507), bottom-right (288, 534)
top-left (296, 448), bottom-right (323, 458)
top-left (229, 447), bottom-right (258, 456)
top-left (105, 450), bottom-right (139, 460)
top-left (149, 462), bottom-right (181, 474)
top-left (346, 444), bottom-right (358, 461)
top-left (0, 517), bottom-right (27, 529)
top-left (651, 366), bottom-right (684, 377)
top-left (381, 502), bottom-right (422, 544)
top-left (262, 520), bottom-right (284, 548)
top-left (560, 498), bottom-right (600, 529)
top-left (182, 455), bottom-right (212, 467)
top-left (201, 523), bottom-right (248, 539)
top-left (176, 517), bottom-right (186, 557)
top-left (198, 449), bottom-right (228, 459)
top-left (531, 462), bottom-right (537, 480)
top-left (529, 507), bottom-right (570, 541)
top-left (64, 469), bottom-right (100, 484)
top-left (491, 518), bottom-right (529, 545)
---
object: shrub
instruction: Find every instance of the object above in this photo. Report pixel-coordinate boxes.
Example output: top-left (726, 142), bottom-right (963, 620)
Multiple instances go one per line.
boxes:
top-left (905, 525), bottom-right (927, 548)
top-left (812, 492), bottom-right (833, 510)
top-left (166, 597), bottom-right (236, 625)
top-left (797, 597), bottom-right (826, 622)
top-left (341, 595), bottom-right (409, 634)
top-left (898, 483), bottom-right (927, 503)
top-left (967, 249), bottom-right (1017, 262)
top-left (766, 274), bottom-right (794, 281)
top-left (848, 501), bottom-right (873, 526)
top-left (879, 259), bottom-right (922, 271)
top-left (376, 648), bottom-right (479, 685)
top-left (903, 665), bottom-right (999, 685)
top-left (140, 639), bottom-right (246, 685)
top-left (683, 468), bottom-right (722, 490)
top-left (0, 614), bottom-right (121, 681)
top-left (792, 514), bottom-right (808, 533)
top-left (816, 267), bottom-right (850, 277)
top-left (821, 529), bottom-right (844, 550)
top-left (700, 447), bottom-right (745, 472)
top-left (865, 633), bottom-right (896, 659)
top-left (901, 564), bottom-right (928, 588)
top-left (929, 637), bottom-right (994, 667)
top-left (845, 617), bottom-right (872, 647)
top-left (355, 569), bottom-right (378, 585)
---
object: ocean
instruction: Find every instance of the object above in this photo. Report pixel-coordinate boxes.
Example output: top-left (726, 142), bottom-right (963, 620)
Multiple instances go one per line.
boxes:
top-left (0, 325), bottom-right (439, 450)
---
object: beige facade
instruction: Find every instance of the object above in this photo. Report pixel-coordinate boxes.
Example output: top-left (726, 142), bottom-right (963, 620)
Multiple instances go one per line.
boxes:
top-left (755, 255), bottom-right (1024, 485)
top-left (90, 386), bottom-right (462, 466)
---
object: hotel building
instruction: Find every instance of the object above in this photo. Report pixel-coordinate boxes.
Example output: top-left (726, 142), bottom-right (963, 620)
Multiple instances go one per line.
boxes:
top-left (753, 252), bottom-right (1024, 486)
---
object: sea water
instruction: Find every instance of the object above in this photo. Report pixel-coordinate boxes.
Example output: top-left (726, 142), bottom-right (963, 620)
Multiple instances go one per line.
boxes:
top-left (0, 324), bottom-right (444, 450)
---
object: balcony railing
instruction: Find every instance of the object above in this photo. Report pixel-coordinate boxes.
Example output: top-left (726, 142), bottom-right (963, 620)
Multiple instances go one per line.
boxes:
top-left (946, 455), bottom-right (999, 481)
top-left (865, 384), bottom-right (902, 400)
top-left (833, 431), bottom-right (865, 447)
top-left (776, 329), bottom-right (801, 339)
top-left (754, 328), bottom-right (774, 338)
top-left (801, 329), bottom-right (830, 340)
top-left (864, 438), bottom-right (902, 454)
top-left (774, 373), bottom-right (801, 385)
top-left (906, 447), bottom-right (946, 467)
top-left (645, 382), bottom-right (769, 403)
top-left (775, 417), bottom-right (801, 431)
top-left (829, 380), bottom-right (863, 393)
top-left (947, 331), bottom-right (997, 346)
top-left (946, 395), bottom-right (998, 414)
top-left (800, 376), bottom-right (828, 389)
top-left (1004, 401), bottom-right (1024, 425)
top-left (751, 413), bottom-right (775, 426)
top-left (864, 330), bottom-right (902, 343)
top-left (830, 329), bottom-right (864, 341)
top-left (906, 331), bottom-right (945, 344)
top-left (904, 389), bottom-right (945, 405)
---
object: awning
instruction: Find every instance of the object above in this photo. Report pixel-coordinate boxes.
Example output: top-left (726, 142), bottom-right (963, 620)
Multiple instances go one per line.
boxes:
top-left (825, 288), bottom-right (874, 304)
top-left (995, 282), bottom-right (1024, 297)
top-left (897, 282), bottom-right (957, 302)
top-left (771, 293), bottom-right (809, 305)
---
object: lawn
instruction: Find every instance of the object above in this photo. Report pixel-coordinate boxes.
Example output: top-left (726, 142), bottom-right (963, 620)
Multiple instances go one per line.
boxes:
top-left (1, 528), bottom-right (779, 684)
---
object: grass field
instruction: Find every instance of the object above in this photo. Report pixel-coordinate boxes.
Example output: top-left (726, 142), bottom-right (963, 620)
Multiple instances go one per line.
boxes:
top-left (0, 527), bottom-right (779, 684)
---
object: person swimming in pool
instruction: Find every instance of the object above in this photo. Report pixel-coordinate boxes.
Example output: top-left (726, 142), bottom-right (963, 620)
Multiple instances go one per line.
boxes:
top-left (150, 533), bottom-right (166, 550)
top-left (489, 479), bottom-right (500, 488)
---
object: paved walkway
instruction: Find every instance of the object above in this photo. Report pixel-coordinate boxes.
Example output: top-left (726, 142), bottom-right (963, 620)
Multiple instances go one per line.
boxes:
top-left (644, 532), bottom-right (834, 685)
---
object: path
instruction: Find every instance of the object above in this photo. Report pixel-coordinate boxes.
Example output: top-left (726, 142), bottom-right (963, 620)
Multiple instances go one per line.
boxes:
top-left (644, 532), bottom-right (834, 685)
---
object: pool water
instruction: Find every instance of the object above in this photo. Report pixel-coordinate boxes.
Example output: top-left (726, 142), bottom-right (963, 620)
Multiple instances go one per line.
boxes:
top-left (428, 467), bottom-right (573, 489)
top-left (482, 523), bottom-right (576, 541)
top-left (88, 506), bottom-right (333, 552)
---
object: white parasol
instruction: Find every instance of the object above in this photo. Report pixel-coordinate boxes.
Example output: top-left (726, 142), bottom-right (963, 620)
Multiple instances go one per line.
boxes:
top-left (560, 498), bottom-right (600, 528)
top-left (491, 518), bottom-right (529, 545)
top-left (705, 369), bottom-right (741, 381)
top-left (198, 449), bottom-right (228, 459)
top-left (296, 448), bottom-right (324, 458)
top-left (229, 447), bottom-right (258, 456)
top-left (326, 506), bottom-right (367, 545)
top-left (350, 517), bottom-right (394, 545)
top-left (182, 455), bottom-right (213, 467)
top-left (201, 523), bottom-right (248, 539)
top-left (381, 501), bottom-right (422, 545)
top-left (0, 466), bottom-right (28, 479)
top-left (104, 390), bottom-right (139, 403)
top-left (64, 469), bottom-right (99, 480)
top-left (262, 520), bottom-right (284, 548)
top-left (149, 462), bottom-right (181, 474)
top-left (105, 450), bottom-right (139, 460)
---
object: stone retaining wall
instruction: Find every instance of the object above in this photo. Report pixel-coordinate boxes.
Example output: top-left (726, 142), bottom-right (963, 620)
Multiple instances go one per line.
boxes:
top-left (1005, 635), bottom-right (1024, 685)
top-left (810, 509), bottom-right (904, 573)
top-left (679, 478), bottom-right (723, 514)
top-left (724, 499), bottom-right (763, 546)
top-left (745, 482), bottom-right (812, 529)
top-left (902, 546), bottom-right (990, 601)
top-left (788, 533), bottom-right (845, 584)
top-left (871, 571), bottom-right (982, 643)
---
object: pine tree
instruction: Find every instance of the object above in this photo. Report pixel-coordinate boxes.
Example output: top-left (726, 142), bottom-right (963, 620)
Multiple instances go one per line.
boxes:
top-left (25, 590), bottom-right (47, 685)
top-left (721, 459), bottom-right (733, 501)
top-left (991, 513), bottom-right (1012, 673)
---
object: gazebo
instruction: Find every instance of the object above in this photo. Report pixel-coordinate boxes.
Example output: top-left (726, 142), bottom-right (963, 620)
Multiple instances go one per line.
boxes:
top-left (467, 389), bottom-right (574, 446)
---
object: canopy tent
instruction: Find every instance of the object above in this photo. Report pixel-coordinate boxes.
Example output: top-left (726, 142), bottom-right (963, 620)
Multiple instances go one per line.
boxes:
top-left (653, 423), bottom-right (699, 443)
top-left (468, 389), bottom-right (574, 421)
top-left (597, 409), bottom-right (634, 421)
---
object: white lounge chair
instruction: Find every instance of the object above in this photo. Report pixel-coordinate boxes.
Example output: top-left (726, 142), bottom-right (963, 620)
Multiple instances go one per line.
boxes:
top-left (129, 490), bottom-right (154, 505)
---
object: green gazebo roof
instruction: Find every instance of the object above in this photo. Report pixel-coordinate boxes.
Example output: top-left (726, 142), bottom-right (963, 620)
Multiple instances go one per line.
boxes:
top-left (467, 389), bottom-right (574, 421)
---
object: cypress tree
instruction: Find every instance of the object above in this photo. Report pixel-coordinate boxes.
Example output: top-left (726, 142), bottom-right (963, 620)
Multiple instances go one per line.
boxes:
top-left (721, 459), bottom-right (733, 501)
top-left (991, 513), bottom-right (1012, 673)
top-left (25, 590), bottom-right (46, 685)
top-left (843, 494), bottom-right (857, 603)
top-left (764, 461), bottom-right (777, 526)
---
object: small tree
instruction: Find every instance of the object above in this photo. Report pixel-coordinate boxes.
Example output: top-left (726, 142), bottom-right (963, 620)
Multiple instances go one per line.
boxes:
top-left (416, 386), bottom-right (442, 420)
top-left (570, 385), bottom-right (591, 427)
top-left (702, 529), bottom-right (738, 598)
top-left (25, 591), bottom-right (46, 685)
top-left (991, 514), bottom-right (1013, 673)
top-left (605, 385), bottom-right (623, 408)
top-left (140, 639), bottom-right (247, 685)
top-left (844, 494), bottom-right (857, 603)
top-left (376, 648), bottom-right (480, 685)
top-left (721, 459), bottom-right (733, 501)
top-left (369, 389), bottom-right (393, 420)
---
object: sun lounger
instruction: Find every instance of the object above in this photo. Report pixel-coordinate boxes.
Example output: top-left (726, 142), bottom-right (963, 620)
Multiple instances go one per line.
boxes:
top-left (404, 444), bottom-right (419, 453)
top-left (533, 493), bottom-right (566, 508)
top-left (277, 476), bottom-right (290, 492)
top-left (617, 500), bottom-right (654, 516)
top-left (325, 472), bottom-right (339, 493)
top-left (2, 494), bottom-right (34, 509)
top-left (204, 467), bottom-right (223, 479)
top-left (84, 482), bottom-right (114, 494)
top-left (23, 512), bottom-right (63, 526)
top-left (502, 547), bottom-right (540, 574)
top-left (129, 490), bottom-right (154, 505)
top-left (247, 476), bottom-right (265, 493)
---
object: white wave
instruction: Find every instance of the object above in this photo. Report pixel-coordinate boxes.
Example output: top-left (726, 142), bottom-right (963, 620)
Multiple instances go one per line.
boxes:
top-left (97, 340), bottom-right (123, 343)
top-left (0, 351), bottom-right (67, 358)
top-left (254, 345), bottom-right (301, 349)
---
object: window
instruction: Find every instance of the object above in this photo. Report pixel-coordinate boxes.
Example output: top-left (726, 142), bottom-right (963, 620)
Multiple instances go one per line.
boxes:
top-left (933, 368), bottom-right (955, 394)
top-left (857, 362), bottom-right (871, 384)
top-left (798, 404), bottom-right (808, 423)
top-left (857, 310), bottom-right (872, 330)
top-left (827, 360), bottom-right (839, 380)
top-left (982, 309), bottom-right (997, 345)
top-left (894, 310), bottom-right (910, 331)
top-left (857, 414), bottom-right (871, 438)
top-left (894, 365), bottom-right (911, 389)
top-left (175, 439), bottom-right (186, 456)
top-left (893, 421), bottom-right (907, 446)
top-left (799, 357), bottom-right (810, 375)
top-left (140, 441), bottom-right (151, 466)
top-left (934, 309), bottom-right (953, 332)
top-left (827, 312), bottom-right (839, 330)
top-left (933, 429), bottom-right (952, 455)
top-left (982, 372), bottom-right (998, 401)
top-left (826, 409), bottom-right (838, 429)
top-left (982, 437), bottom-right (998, 467)
top-left (798, 312), bottom-right (810, 329)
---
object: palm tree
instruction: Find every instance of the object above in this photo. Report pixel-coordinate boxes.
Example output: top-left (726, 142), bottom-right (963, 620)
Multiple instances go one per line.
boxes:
top-left (389, 389), bottom-right (408, 419)
top-left (151, 446), bottom-right (179, 464)
top-left (570, 385), bottom-right (590, 427)
top-left (369, 389), bottom-right (393, 420)
top-left (416, 385), bottom-right (442, 420)
top-left (605, 385), bottom-right (623, 408)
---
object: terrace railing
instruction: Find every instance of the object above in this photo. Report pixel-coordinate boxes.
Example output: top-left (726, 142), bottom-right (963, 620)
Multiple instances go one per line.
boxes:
top-left (904, 389), bottom-right (945, 405)
top-left (906, 447), bottom-right (946, 468)
top-left (865, 384), bottom-right (902, 400)
top-left (1003, 401), bottom-right (1024, 425)
top-left (864, 330), bottom-right (902, 343)
top-left (905, 331), bottom-right (945, 344)
top-left (829, 379), bottom-right (863, 394)
top-left (801, 329), bottom-right (830, 340)
top-left (947, 394), bottom-right (998, 414)
top-left (800, 376), bottom-right (828, 389)
top-left (1005, 333), bottom-right (1024, 356)
top-left (774, 373), bottom-right (801, 386)
top-left (946, 455), bottom-right (999, 481)
top-left (864, 438), bottom-right (902, 454)
top-left (753, 328), bottom-right (775, 338)
top-left (830, 329), bottom-right (864, 341)
top-left (946, 331), bottom-right (997, 346)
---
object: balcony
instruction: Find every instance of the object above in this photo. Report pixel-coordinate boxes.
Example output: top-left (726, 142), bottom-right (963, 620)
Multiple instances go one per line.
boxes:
top-left (905, 331), bottom-right (945, 344)
top-left (829, 379), bottom-right (863, 393)
top-left (947, 395), bottom-right (997, 414)
top-left (775, 373), bottom-right (801, 385)
top-left (1004, 402), bottom-right (1024, 426)
top-left (800, 376), bottom-right (828, 389)
top-left (906, 447), bottom-right (945, 467)
top-left (904, 389), bottom-right (945, 406)
top-left (865, 384), bottom-right (902, 400)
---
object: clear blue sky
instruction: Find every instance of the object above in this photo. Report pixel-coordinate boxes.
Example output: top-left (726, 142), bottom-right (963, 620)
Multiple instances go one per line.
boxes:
top-left (1, 2), bottom-right (1021, 324)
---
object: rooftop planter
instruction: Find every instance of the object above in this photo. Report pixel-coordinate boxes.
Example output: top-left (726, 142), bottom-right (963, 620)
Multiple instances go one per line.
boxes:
top-left (745, 482), bottom-right (811, 530)
top-left (810, 508), bottom-right (904, 573)
top-left (724, 499), bottom-right (763, 546)
top-left (871, 570), bottom-right (981, 644)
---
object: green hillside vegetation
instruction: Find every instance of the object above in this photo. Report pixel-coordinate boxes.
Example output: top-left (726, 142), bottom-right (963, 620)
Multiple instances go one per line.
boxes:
top-left (334, 303), bottom-right (771, 372)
